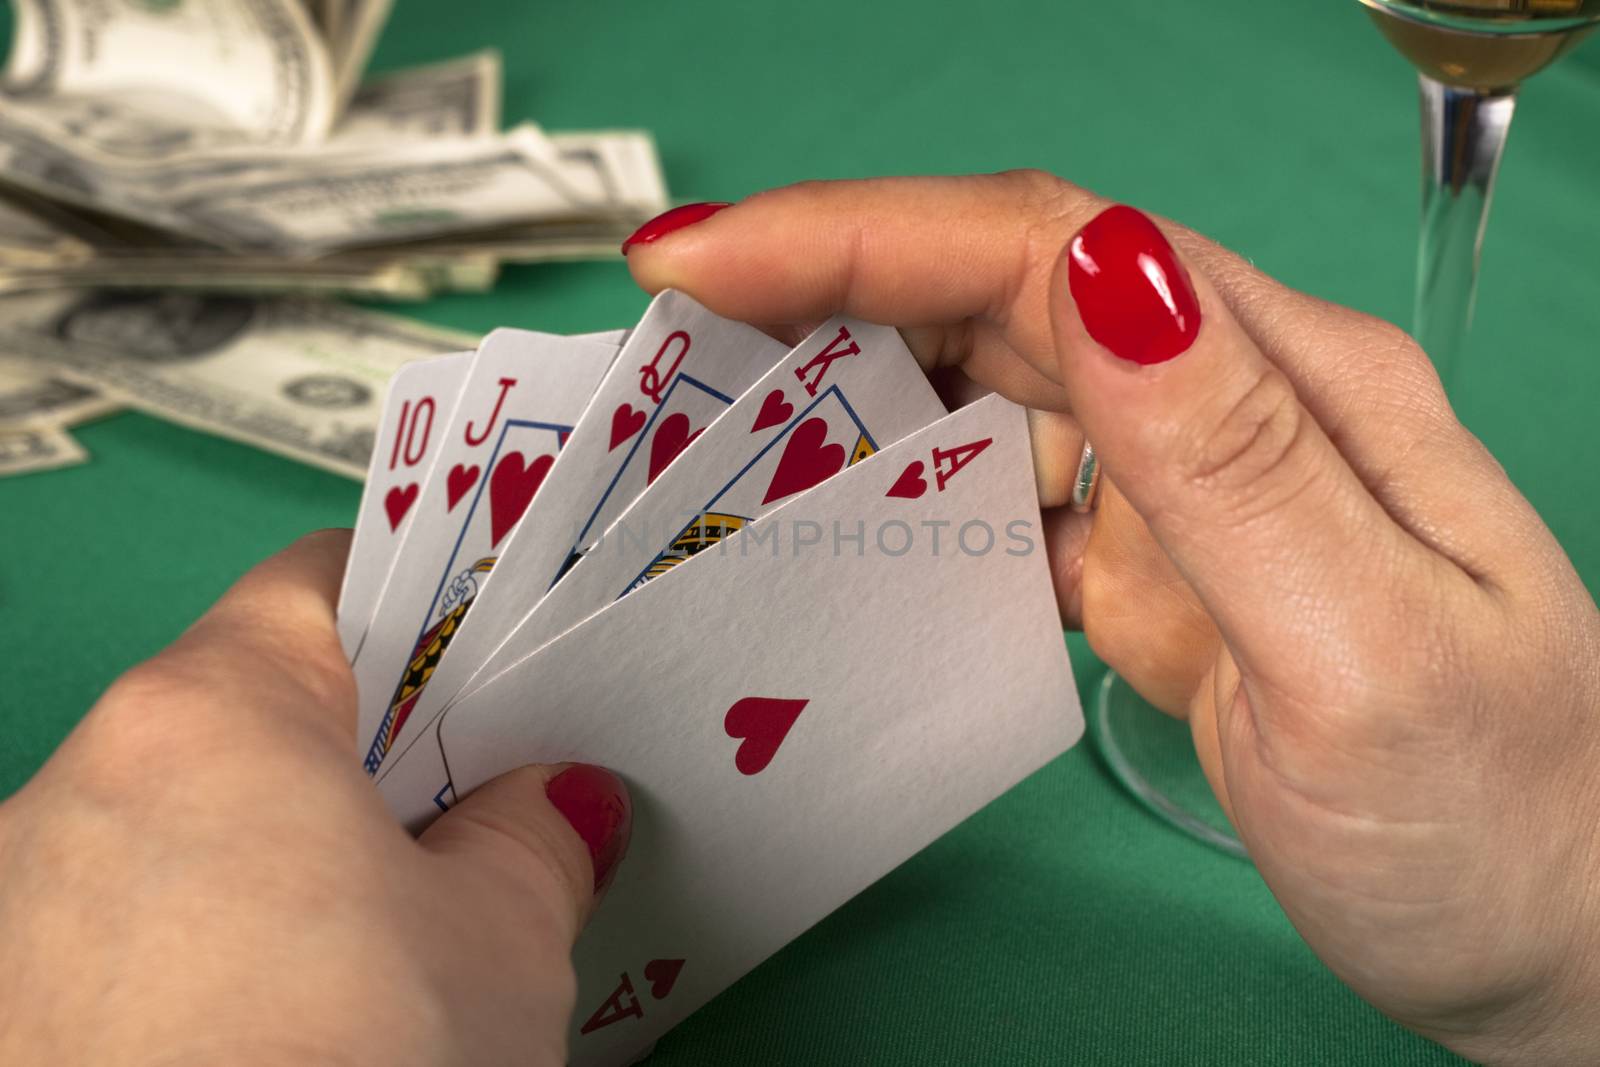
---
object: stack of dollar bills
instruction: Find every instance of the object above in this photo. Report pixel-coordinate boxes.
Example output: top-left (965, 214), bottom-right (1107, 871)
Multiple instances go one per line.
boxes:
top-left (0, 2), bottom-right (668, 300)
top-left (0, 1), bottom-right (671, 480)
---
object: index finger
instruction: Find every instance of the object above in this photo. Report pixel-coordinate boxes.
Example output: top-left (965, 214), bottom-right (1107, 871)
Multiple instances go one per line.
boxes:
top-left (626, 172), bottom-right (1084, 392)
top-left (627, 173), bottom-right (1522, 577)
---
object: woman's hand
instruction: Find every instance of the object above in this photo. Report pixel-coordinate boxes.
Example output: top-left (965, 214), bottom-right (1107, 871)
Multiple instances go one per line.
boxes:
top-left (0, 530), bottom-right (630, 1067)
top-left (623, 174), bottom-right (1600, 1064)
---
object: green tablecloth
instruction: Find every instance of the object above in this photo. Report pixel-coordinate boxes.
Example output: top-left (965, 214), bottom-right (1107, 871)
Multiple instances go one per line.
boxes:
top-left (5, 1), bottom-right (1598, 1062)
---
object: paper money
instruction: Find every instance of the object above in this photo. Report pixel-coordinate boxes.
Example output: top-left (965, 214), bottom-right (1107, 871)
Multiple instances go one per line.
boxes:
top-left (0, 422), bottom-right (88, 477)
top-left (0, 5), bottom-right (669, 304)
top-left (336, 51), bottom-right (501, 145)
top-left (330, 0), bottom-right (395, 112)
top-left (551, 130), bottom-right (671, 219)
top-left (0, 188), bottom-right (93, 265)
top-left (0, 292), bottom-right (474, 478)
top-left (170, 125), bottom-right (606, 256)
top-left (0, 350), bottom-right (119, 428)
top-left (4, 0), bottom-right (335, 158)
top-left (303, 0), bottom-right (346, 47)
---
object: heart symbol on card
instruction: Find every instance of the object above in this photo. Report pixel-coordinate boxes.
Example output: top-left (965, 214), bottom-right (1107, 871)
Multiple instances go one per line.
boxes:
top-left (445, 463), bottom-right (479, 511)
top-left (610, 403), bottom-right (646, 451)
top-left (644, 958), bottom-right (685, 1000)
top-left (724, 697), bottom-right (809, 776)
top-left (750, 389), bottom-right (793, 433)
top-left (885, 460), bottom-right (928, 499)
top-left (646, 412), bottom-right (704, 485)
top-left (488, 451), bottom-right (553, 548)
top-left (384, 482), bottom-right (419, 530)
top-left (761, 417), bottom-right (845, 506)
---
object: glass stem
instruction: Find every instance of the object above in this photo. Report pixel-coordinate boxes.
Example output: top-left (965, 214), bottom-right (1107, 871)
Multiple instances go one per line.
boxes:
top-left (1415, 74), bottom-right (1517, 384)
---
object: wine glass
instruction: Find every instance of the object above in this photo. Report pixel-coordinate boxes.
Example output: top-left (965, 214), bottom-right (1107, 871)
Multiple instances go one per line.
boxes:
top-left (1091, 1), bottom-right (1600, 861)
top-left (1360, 0), bottom-right (1600, 379)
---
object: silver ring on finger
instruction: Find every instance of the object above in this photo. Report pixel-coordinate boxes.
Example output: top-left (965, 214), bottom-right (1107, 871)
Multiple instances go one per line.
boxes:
top-left (1071, 440), bottom-right (1101, 513)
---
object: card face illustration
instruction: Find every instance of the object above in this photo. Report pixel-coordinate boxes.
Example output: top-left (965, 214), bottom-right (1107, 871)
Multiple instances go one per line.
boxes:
top-left (432, 396), bottom-right (1081, 1067)
top-left (373, 318), bottom-right (946, 822)
top-left (367, 292), bottom-right (787, 773)
top-left (351, 329), bottom-right (614, 772)
top-left (480, 317), bottom-right (946, 677)
top-left (337, 349), bottom-right (471, 660)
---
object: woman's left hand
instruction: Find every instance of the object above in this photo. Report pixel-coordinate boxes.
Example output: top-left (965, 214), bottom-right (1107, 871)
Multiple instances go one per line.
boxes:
top-left (0, 531), bottom-right (631, 1066)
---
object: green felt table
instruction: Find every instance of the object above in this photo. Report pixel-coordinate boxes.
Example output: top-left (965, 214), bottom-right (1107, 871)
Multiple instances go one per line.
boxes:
top-left (5, 1), bottom-right (1599, 1062)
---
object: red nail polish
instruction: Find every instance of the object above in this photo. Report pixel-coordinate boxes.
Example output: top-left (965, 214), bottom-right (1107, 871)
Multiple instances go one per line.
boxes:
top-left (545, 764), bottom-right (632, 893)
top-left (1066, 204), bottom-right (1201, 365)
top-left (620, 201), bottom-right (732, 254)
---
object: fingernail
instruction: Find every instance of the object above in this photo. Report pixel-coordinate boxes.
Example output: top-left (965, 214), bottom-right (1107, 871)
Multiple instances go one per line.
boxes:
top-left (621, 201), bottom-right (732, 254)
top-left (545, 764), bottom-right (632, 893)
top-left (1066, 204), bottom-right (1201, 366)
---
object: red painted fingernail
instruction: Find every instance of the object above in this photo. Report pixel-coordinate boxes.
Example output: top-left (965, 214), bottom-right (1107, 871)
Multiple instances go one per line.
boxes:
top-left (621, 201), bottom-right (732, 254)
top-left (545, 764), bottom-right (632, 893)
top-left (1066, 204), bottom-right (1201, 365)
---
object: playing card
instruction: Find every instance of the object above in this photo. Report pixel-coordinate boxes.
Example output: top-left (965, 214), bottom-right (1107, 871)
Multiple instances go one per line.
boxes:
top-left (339, 330), bottom-right (624, 661)
top-left (576, 329), bottom-right (631, 348)
top-left (352, 329), bottom-right (614, 771)
top-left (337, 349), bottom-right (471, 661)
top-left (365, 291), bottom-right (786, 773)
top-left (374, 317), bottom-right (946, 822)
top-left (436, 395), bottom-right (1080, 1067)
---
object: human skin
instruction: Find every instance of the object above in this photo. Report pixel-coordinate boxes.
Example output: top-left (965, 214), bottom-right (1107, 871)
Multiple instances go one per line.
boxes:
top-left (0, 530), bottom-right (632, 1067)
top-left (0, 172), bottom-right (1596, 1066)
top-left (622, 173), bottom-right (1600, 1065)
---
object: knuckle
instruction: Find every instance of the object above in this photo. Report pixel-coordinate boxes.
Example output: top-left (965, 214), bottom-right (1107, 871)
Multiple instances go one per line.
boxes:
top-left (993, 167), bottom-right (1076, 205)
top-left (1343, 308), bottom-right (1422, 361)
top-left (204, 591), bottom-right (355, 715)
top-left (1001, 170), bottom-right (1105, 320)
top-left (1175, 366), bottom-right (1312, 521)
top-left (1346, 315), bottom-right (1436, 385)
top-left (1000, 168), bottom-right (1100, 232)
top-left (100, 656), bottom-right (189, 708)
top-left (74, 660), bottom-right (207, 788)
top-left (268, 632), bottom-right (356, 716)
top-left (1308, 303), bottom-right (1451, 413)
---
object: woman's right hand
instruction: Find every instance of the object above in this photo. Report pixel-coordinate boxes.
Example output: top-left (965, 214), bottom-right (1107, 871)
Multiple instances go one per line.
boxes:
top-left (624, 174), bottom-right (1600, 1064)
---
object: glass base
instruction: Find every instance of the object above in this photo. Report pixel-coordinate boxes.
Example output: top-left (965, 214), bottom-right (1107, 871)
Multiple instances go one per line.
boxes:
top-left (1089, 671), bottom-right (1248, 860)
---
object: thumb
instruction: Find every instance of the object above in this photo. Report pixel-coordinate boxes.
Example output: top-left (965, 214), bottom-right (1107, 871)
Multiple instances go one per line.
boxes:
top-left (419, 763), bottom-right (632, 940)
top-left (1050, 205), bottom-right (1426, 696)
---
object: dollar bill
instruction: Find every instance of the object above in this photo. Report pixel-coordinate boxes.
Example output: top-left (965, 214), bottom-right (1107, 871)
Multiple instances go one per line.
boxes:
top-left (0, 350), bottom-right (119, 427)
top-left (335, 51), bottom-right (501, 145)
top-left (0, 49), bottom-right (504, 217)
top-left (0, 0), bottom-right (671, 289)
top-left (551, 130), bottom-right (671, 220)
top-left (0, 292), bottom-right (473, 478)
top-left (0, 101), bottom-right (196, 234)
top-left (0, 421), bottom-right (88, 477)
top-left (4, 0), bottom-right (335, 157)
top-left (0, 187), bottom-right (94, 265)
top-left (169, 125), bottom-right (611, 256)
top-left (0, 254), bottom-right (439, 300)
top-left (301, 0), bottom-right (345, 45)
top-left (330, 0), bottom-right (395, 113)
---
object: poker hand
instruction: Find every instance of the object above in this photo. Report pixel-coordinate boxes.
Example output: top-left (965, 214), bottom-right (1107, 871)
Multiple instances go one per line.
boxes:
top-left (624, 174), bottom-right (1600, 1065)
top-left (0, 530), bottom-right (628, 1067)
